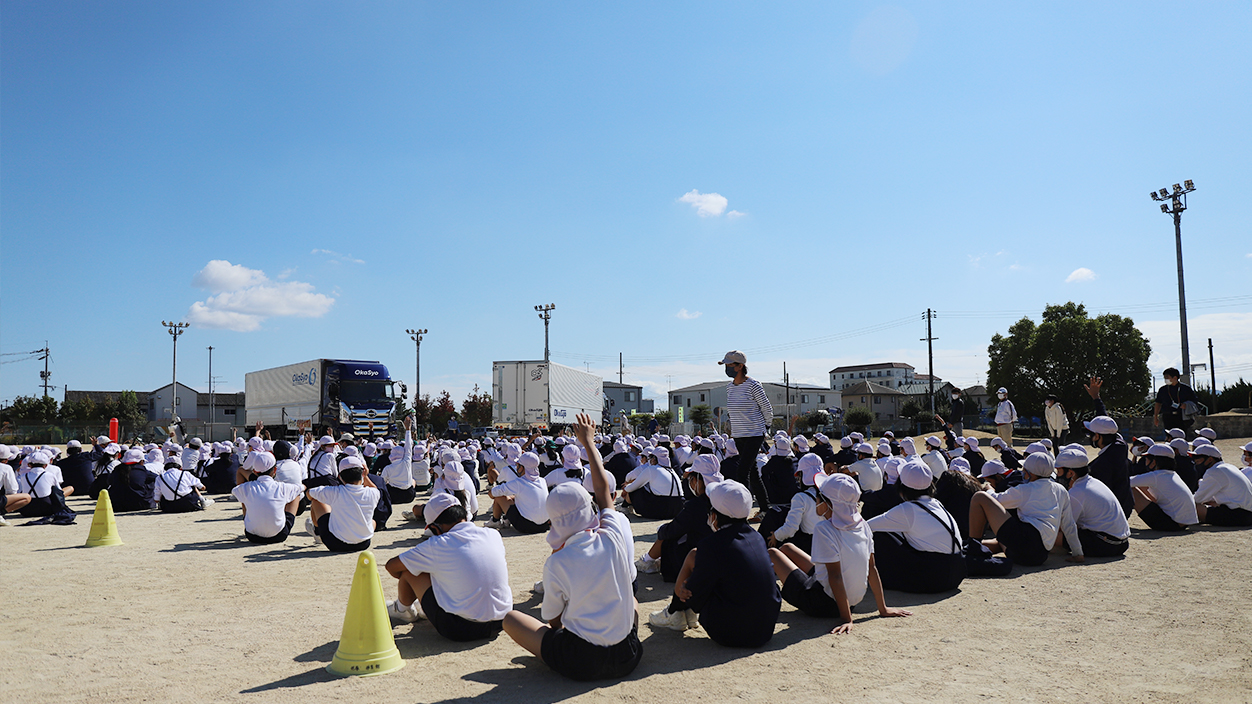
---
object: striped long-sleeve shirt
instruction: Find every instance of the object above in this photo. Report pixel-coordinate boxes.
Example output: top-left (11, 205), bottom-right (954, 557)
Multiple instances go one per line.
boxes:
top-left (726, 378), bottom-right (773, 438)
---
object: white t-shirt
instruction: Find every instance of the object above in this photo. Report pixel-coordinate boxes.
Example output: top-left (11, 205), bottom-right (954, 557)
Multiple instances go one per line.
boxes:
top-left (433, 473), bottom-right (479, 516)
top-left (849, 458), bottom-right (883, 492)
top-left (811, 519), bottom-right (873, 605)
top-left (489, 473), bottom-right (550, 524)
top-left (306, 449), bottom-right (338, 478)
top-left (274, 459), bottom-right (306, 488)
top-left (542, 509), bottom-right (636, 647)
top-left (866, 497), bottom-right (962, 553)
top-left (775, 488), bottom-right (820, 541)
top-left (308, 484), bottom-right (380, 543)
top-left (232, 476), bottom-right (303, 537)
top-left (155, 469), bottom-right (205, 501)
top-left (922, 450), bottom-right (949, 477)
top-left (622, 464), bottom-right (682, 497)
top-left (1067, 476), bottom-right (1131, 539)
top-left (0, 464), bottom-right (17, 494)
top-left (992, 479), bottom-right (1082, 555)
top-left (398, 522), bottom-right (512, 622)
top-left (382, 432), bottom-right (415, 489)
top-left (546, 466), bottom-right (585, 489)
top-left (1130, 470), bottom-right (1199, 525)
top-left (17, 468), bottom-right (56, 499)
top-left (1193, 463), bottom-right (1252, 511)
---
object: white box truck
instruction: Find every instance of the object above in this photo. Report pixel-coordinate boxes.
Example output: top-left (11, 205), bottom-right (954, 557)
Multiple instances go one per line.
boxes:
top-left (492, 361), bottom-right (603, 431)
top-left (245, 359), bottom-right (400, 439)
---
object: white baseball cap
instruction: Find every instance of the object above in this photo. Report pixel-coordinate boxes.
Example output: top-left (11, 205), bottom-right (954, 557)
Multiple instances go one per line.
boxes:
top-left (1083, 416), bottom-right (1119, 435)
top-left (1191, 444), bottom-right (1221, 460)
top-left (707, 479), bottom-right (752, 519)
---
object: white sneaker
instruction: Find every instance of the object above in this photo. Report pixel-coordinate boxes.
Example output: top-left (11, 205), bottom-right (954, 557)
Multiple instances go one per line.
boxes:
top-left (635, 556), bottom-right (660, 574)
top-left (306, 517), bottom-right (323, 545)
top-left (401, 510), bottom-right (418, 522)
top-left (0, 515), bottom-right (10, 527)
top-left (684, 609), bottom-right (700, 629)
top-left (201, 498), bottom-right (215, 508)
top-left (386, 599), bottom-right (421, 624)
top-left (532, 579), bottom-right (544, 595)
top-left (648, 607), bottom-right (689, 632)
top-left (484, 517), bottom-right (506, 529)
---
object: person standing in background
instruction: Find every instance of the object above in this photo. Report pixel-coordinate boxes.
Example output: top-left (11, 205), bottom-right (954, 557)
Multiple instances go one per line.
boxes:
top-left (720, 351), bottom-right (774, 519)
top-left (994, 387), bottom-right (1018, 447)
top-left (1044, 395), bottom-right (1069, 446)
top-left (1154, 367), bottom-right (1199, 438)
top-left (948, 389), bottom-right (965, 437)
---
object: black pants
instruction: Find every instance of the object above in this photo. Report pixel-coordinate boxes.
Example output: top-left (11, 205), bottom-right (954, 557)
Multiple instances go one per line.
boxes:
top-left (1072, 528), bottom-right (1129, 557)
top-left (872, 532), bottom-right (965, 593)
top-left (734, 436), bottom-right (767, 508)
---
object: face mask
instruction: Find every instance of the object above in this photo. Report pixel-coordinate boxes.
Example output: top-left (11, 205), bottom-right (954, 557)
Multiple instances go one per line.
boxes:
top-left (724, 366), bottom-right (738, 379)
top-left (952, 395), bottom-right (960, 400)
top-left (1131, 446), bottom-right (1143, 457)
top-left (998, 394), bottom-right (1007, 400)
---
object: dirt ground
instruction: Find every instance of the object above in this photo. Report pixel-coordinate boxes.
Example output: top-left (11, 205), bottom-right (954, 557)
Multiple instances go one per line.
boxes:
top-left (4, 439), bottom-right (1251, 704)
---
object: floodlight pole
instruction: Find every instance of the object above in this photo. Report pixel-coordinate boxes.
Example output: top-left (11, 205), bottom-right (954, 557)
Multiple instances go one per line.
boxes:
top-left (406, 328), bottom-right (427, 406)
top-left (162, 321), bottom-right (189, 421)
top-left (1151, 181), bottom-right (1195, 386)
top-left (535, 304), bottom-right (555, 364)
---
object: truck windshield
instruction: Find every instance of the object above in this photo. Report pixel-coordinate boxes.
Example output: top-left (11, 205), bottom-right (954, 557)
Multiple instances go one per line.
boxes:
top-left (339, 381), bottom-right (392, 403)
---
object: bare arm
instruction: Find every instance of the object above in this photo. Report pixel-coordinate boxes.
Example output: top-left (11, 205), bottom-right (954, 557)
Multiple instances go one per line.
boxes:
top-left (573, 413), bottom-right (612, 510)
top-left (824, 561), bottom-right (854, 634)
top-left (674, 548), bottom-right (698, 601)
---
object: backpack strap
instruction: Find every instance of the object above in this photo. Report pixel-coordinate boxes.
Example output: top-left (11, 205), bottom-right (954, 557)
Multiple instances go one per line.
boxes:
top-left (911, 499), bottom-right (962, 553)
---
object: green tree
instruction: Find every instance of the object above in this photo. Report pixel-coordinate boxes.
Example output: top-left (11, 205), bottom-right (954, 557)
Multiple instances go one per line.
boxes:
top-left (5, 395), bottom-right (60, 424)
top-left (411, 393), bottom-right (433, 426)
top-left (461, 384), bottom-right (494, 428)
top-left (653, 409), bottom-right (674, 428)
top-left (110, 391), bottom-right (146, 434)
top-left (690, 404), bottom-right (712, 432)
top-left (629, 413), bottom-right (654, 434)
top-left (987, 303), bottom-right (1151, 418)
top-left (429, 391), bottom-right (457, 434)
top-left (60, 396), bottom-right (99, 423)
top-left (844, 406), bottom-right (874, 434)
top-left (899, 399), bottom-right (923, 420)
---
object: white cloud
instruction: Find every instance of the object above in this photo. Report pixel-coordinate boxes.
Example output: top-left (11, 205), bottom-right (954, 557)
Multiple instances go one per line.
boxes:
top-left (1065, 267), bottom-right (1097, 283)
top-left (676, 309), bottom-right (702, 320)
top-left (312, 248), bottom-right (365, 264)
top-left (678, 190), bottom-right (729, 218)
top-left (277, 267), bottom-right (295, 280)
top-left (191, 260), bottom-right (269, 293)
top-left (727, 210), bottom-right (746, 219)
top-left (187, 260), bottom-right (335, 332)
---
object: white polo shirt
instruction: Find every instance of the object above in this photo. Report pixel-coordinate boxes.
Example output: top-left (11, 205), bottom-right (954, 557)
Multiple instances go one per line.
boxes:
top-left (398, 522), bottom-right (512, 622)
top-left (922, 450), bottom-right (949, 477)
top-left (1130, 470), bottom-right (1199, 525)
top-left (17, 468), bottom-right (56, 499)
top-left (622, 465), bottom-right (682, 497)
top-left (232, 476), bottom-right (304, 537)
top-left (866, 497), bottom-right (962, 553)
top-left (1193, 463), bottom-right (1252, 511)
top-left (774, 488), bottom-right (820, 541)
top-left (155, 469), bottom-right (205, 501)
top-left (848, 458), bottom-right (883, 492)
top-left (992, 479), bottom-right (1082, 554)
top-left (542, 509), bottom-right (636, 647)
top-left (308, 484), bottom-right (380, 543)
top-left (274, 459), bottom-right (306, 488)
top-left (1067, 475), bottom-right (1131, 539)
top-left (1, 464), bottom-right (19, 494)
top-left (811, 519), bottom-right (873, 605)
top-left (306, 449), bottom-right (338, 478)
top-left (489, 473), bottom-right (550, 524)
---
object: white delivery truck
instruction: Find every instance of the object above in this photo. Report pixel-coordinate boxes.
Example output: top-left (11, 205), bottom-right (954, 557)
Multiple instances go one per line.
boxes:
top-left (245, 359), bottom-right (400, 439)
top-left (492, 361), bottom-right (603, 431)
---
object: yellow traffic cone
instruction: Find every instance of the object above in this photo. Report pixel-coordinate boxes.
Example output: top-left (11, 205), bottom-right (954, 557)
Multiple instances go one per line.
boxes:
top-left (327, 551), bottom-right (405, 677)
top-left (85, 489), bottom-right (124, 547)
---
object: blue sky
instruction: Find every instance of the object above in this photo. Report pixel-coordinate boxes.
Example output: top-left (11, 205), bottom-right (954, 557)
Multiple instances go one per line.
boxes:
top-left (3, 2), bottom-right (1250, 409)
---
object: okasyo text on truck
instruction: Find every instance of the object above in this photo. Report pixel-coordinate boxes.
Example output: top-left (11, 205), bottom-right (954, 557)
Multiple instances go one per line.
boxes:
top-left (245, 359), bottom-right (403, 439)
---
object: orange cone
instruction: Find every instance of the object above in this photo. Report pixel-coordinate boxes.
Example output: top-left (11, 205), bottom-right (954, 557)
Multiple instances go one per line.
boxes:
top-left (326, 551), bottom-right (405, 677)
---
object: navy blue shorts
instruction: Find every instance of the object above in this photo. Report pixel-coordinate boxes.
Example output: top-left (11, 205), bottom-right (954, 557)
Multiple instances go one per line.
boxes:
top-left (781, 568), bottom-right (839, 618)
top-left (419, 589), bottom-right (502, 642)
top-left (540, 625), bottom-right (642, 682)
top-left (316, 513), bottom-right (371, 553)
top-left (995, 515), bottom-right (1049, 566)
top-left (246, 512), bottom-right (297, 544)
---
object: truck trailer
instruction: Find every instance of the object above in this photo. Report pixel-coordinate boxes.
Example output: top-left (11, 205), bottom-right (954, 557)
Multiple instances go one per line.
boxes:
top-left (491, 360), bottom-right (603, 431)
top-left (245, 359), bottom-right (399, 439)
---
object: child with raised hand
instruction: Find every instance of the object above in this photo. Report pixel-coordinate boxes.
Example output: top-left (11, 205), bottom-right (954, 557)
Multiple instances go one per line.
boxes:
top-left (769, 472), bottom-right (913, 634)
top-left (502, 413), bottom-right (642, 681)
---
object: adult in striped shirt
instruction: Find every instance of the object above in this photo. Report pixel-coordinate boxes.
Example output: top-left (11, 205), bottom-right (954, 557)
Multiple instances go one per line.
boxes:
top-left (720, 351), bottom-right (773, 516)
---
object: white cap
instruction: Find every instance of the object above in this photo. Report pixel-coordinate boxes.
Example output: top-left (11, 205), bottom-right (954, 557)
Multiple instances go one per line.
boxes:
top-left (251, 453), bottom-right (277, 473)
top-left (1241, 441), bottom-right (1252, 454)
top-left (1054, 448), bottom-right (1088, 469)
top-left (1132, 436), bottom-right (1155, 446)
top-left (1083, 416), bottom-right (1118, 435)
top-left (1167, 428), bottom-right (1185, 439)
top-left (122, 448), bottom-right (145, 464)
top-left (338, 456), bottom-right (366, 472)
top-left (1191, 444), bottom-right (1221, 460)
top-left (1192, 437), bottom-right (1212, 447)
top-left (1022, 452), bottom-right (1054, 478)
top-left (1168, 438), bottom-right (1191, 454)
top-left (319, 435), bottom-right (337, 446)
top-left (718, 350), bottom-right (747, 365)
top-left (1197, 427), bottom-right (1217, 440)
top-left (840, 437), bottom-right (853, 448)
top-left (95, 435), bottom-right (111, 445)
top-left (925, 436), bottom-right (941, 448)
top-left (1146, 444), bottom-right (1174, 458)
top-left (424, 492), bottom-right (461, 525)
top-left (965, 437), bottom-right (980, 449)
top-left (990, 437), bottom-right (1006, 449)
top-left (1026, 442), bottom-right (1049, 455)
top-left (707, 479), bottom-right (753, 519)
top-left (899, 459), bottom-right (933, 490)
top-left (949, 457), bottom-right (971, 474)
top-left (978, 458), bottom-right (1007, 479)
top-left (691, 454), bottom-right (724, 485)
top-left (854, 442), bottom-right (874, 455)
top-left (67, 440), bottom-right (82, 449)
top-left (997, 387), bottom-right (1008, 394)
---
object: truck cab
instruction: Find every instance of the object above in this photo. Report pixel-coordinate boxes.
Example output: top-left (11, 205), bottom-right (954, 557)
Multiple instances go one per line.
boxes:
top-left (323, 360), bottom-right (397, 439)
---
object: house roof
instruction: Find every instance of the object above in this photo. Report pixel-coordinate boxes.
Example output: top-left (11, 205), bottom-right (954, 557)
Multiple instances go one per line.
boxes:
top-left (671, 381), bottom-right (727, 394)
top-left (828, 362), bottom-right (915, 374)
top-left (603, 381), bottom-right (642, 390)
top-left (964, 385), bottom-right (988, 395)
top-left (840, 381), bottom-right (903, 396)
top-left (764, 382), bottom-right (830, 391)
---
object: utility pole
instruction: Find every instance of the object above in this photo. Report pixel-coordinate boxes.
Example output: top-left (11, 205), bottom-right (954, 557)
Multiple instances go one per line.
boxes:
top-left (784, 361), bottom-right (791, 427)
top-left (921, 309), bottom-right (937, 413)
top-left (534, 304), bottom-right (555, 364)
top-left (207, 346), bottom-right (214, 441)
top-left (619, 353), bottom-right (623, 384)
top-left (38, 342), bottom-right (51, 399)
top-left (162, 321), bottom-right (189, 420)
top-left (406, 328), bottom-right (427, 407)
top-left (1208, 338), bottom-right (1216, 393)
top-left (1151, 180), bottom-right (1196, 386)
